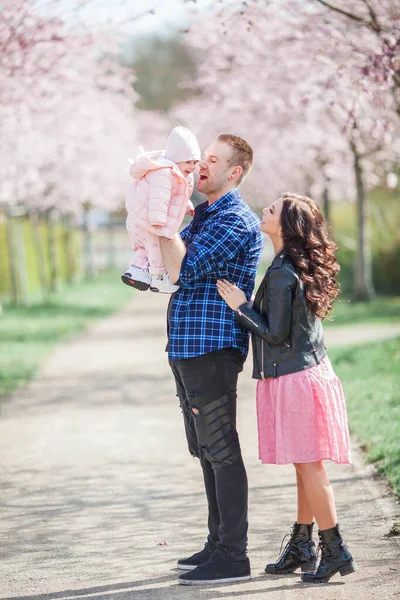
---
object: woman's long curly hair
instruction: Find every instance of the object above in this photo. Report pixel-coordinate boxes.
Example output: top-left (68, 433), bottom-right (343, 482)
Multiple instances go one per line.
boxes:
top-left (280, 192), bottom-right (340, 319)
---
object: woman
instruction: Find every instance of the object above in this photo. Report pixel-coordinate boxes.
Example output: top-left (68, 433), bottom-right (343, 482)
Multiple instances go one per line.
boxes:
top-left (216, 192), bottom-right (357, 584)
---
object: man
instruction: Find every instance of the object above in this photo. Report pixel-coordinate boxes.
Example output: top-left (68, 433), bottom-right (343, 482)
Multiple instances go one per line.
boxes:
top-left (160, 133), bottom-right (264, 586)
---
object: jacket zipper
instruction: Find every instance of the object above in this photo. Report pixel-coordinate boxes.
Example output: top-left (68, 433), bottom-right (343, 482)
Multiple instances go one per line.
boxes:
top-left (237, 308), bottom-right (259, 328)
top-left (260, 339), bottom-right (265, 379)
top-left (237, 309), bottom-right (265, 379)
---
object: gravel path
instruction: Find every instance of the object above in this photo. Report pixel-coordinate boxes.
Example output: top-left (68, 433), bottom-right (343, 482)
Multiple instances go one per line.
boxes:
top-left (0, 293), bottom-right (399, 600)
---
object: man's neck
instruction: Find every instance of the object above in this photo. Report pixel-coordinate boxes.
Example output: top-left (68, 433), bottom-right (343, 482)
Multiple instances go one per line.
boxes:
top-left (206, 185), bottom-right (237, 205)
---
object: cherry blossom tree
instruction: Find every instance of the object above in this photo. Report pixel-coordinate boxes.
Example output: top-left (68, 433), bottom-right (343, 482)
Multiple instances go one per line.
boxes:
top-left (0, 0), bottom-right (145, 300)
top-left (167, 0), bottom-right (400, 299)
top-left (0, 0), bottom-right (139, 213)
top-left (309, 0), bottom-right (400, 115)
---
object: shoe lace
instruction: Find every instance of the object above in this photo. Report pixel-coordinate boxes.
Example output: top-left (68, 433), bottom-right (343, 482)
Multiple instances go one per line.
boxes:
top-left (278, 525), bottom-right (295, 558)
top-left (317, 538), bottom-right (347, 559)
top-left (316, 540), bottom-right (324, 560)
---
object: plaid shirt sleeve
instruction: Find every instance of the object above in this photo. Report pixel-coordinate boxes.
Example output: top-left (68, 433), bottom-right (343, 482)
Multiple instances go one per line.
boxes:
top-left (179, 222), bottom-right (193, 246)
top-left (178, 215), bottom-right (249, 286)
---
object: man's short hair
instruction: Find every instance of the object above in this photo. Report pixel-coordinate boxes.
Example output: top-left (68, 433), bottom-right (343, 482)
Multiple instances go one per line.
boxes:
top-left (217, 133), bottom-right (253, 185)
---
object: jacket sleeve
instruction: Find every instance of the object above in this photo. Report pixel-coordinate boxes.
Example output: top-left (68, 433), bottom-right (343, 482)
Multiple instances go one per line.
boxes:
top-left (235, 268), bottom-right (296, 345)
top-left (178, 215), bottom-right (249, 286)
top-left (147, 169), bottom-right (173, 227)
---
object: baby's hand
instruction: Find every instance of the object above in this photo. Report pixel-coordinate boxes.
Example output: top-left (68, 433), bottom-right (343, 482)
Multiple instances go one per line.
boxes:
top-left (186, 200), bottom-right (195, 217)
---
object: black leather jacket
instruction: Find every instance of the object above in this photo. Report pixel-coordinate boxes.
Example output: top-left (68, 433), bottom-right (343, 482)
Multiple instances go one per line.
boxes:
top-left (235, 250), bottom-right (326, 379)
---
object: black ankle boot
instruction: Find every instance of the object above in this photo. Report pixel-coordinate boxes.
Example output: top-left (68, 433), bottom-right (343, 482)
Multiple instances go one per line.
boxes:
top-left (265, 522), bottom-right (317, 574)
top-left (301, 524), bottom-right (358, 583)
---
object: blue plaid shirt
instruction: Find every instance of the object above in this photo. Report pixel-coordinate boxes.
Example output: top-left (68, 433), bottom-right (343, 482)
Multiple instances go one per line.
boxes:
top-left (167, 188), bottom-right (264, 360)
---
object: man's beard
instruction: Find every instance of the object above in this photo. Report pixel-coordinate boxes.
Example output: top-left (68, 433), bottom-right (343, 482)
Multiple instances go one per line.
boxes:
top-left (198, 175), bottom-right (224, 196)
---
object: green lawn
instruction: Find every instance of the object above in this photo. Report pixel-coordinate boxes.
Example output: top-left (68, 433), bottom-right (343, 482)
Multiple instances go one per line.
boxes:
top-left (326, 296), bottom-right (400, 327)
top-left (0, 271), bottom-right (133, 399)
top-left (1, 268), bottom-right (400, 501)
top-left (330, 337), bottom-right (400, 497)
top-left (257, 260), bottom-right (400, 327)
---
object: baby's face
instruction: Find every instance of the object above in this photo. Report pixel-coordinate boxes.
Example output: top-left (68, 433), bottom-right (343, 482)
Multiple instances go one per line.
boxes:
top-left (176, 160), bottom-right (199, 177)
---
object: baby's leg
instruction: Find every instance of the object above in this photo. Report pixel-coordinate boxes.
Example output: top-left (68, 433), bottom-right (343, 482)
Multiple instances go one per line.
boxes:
top-left (127, 223), bottom-right (150, 270)
top-left (129, 247), bottom-right (148, 270)
top-left (142, 231), bottom-right (166, 277)
top-left (122, 224), bottom-right (151, 290)
top-left (143, 232), bottom-right (179, 294)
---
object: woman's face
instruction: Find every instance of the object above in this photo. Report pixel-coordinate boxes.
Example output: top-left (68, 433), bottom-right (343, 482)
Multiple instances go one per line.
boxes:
top-left (260, 197), bottom-right (283, 237)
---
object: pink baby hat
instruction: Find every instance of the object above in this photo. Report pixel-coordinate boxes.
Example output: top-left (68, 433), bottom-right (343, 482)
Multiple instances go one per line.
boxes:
top-left (165, 126), bottom-right (201, 163)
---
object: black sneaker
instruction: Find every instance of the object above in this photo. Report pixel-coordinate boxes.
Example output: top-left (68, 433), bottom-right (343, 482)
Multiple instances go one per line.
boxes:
top-left (178, 548), bottom-right (251, 585)
top-left (177, 545), bottom-right (214, 571)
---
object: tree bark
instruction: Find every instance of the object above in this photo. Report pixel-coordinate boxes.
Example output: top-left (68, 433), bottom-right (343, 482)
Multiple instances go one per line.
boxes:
top-left (14, 214), bottom-right (28, 306)
top-left (319, 159), bottom-right (331, 224)
top-left (45, 208), bottom-right (58, 294)
top-left (83, 204), bottom-right (94, 280)
top-left (5, 205), bottom-right (20, 304)
top-left (350, 143), bottom-right (375, 301)
top-left (61, 213), bottom-right (75, 283)
top-left (107, 215), bottom-right (116, 270)
top-left (322, 184), bottom-right (330, 224)
top-left (29, 210), bottom-right (50, 301)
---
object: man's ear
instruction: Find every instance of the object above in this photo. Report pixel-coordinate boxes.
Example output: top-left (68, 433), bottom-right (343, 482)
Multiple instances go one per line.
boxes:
top-left (229, 166), bottom-right (243, 180)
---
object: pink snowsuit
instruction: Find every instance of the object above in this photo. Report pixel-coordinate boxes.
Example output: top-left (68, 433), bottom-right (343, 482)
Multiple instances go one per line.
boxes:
top-left (126, 150), bottom-right (194, 276)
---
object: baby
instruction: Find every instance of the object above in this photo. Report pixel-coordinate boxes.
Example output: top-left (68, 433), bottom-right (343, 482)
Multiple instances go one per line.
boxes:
top-left (122, 126), bottom-right (200, 294)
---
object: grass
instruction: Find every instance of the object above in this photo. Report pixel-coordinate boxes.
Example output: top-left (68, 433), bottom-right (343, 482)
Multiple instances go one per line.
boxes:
top-left (1, 263), bottom-right (400, 500)
top-left (0, 270), bottom-right (133, 399)
top-left (330, 336), bottom-right (400, 498)
top-left (325, 296), bottom-right (400, 327)
top-left (257, 261), bottom-right (400, 327)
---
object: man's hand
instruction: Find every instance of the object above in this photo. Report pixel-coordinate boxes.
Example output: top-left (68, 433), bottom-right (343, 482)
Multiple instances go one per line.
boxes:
top-left (160, 234), bottom-right (187, 284)
top-left (216, 280), bottom-right (247, 311)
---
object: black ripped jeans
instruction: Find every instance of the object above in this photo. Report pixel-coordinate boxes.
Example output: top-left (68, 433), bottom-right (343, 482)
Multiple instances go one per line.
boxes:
top-left (169, 347), bottom-right (248, 561)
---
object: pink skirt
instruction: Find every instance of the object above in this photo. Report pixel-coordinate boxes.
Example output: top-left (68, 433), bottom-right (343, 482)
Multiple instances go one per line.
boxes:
top-left (256, 357), bottom-right (351, 465)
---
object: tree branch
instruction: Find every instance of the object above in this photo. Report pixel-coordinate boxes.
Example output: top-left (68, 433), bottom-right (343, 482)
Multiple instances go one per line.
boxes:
top-left (360, 144), bottom-right (383, 158)
top-left (360, 0), bottom-right (382, 33)
top-left (315, 0), bottom-right (366, 25)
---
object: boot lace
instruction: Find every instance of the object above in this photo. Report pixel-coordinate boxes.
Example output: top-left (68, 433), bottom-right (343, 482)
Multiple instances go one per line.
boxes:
top-left (317, 538), bottom-right (347, 559)
top-left (316, 539), bottom-right (325, 560)
top-left (278, 525), bottom-right (295, 558)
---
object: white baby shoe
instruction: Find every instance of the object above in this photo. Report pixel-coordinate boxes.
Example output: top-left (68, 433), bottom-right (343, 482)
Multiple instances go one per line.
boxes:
top-left (121, 266), bottom-right (151, 291)
top-left (150, 272), bottom-right (179, 294)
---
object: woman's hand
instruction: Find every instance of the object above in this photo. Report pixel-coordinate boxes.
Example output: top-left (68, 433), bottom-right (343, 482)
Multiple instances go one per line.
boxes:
top-left (216, 280), bottom-right (247, 311)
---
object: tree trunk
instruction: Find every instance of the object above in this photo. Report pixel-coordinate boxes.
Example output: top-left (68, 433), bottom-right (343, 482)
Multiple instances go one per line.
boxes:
top-left (61, 214), bottom-right (75, 283)
top-left (29, 210), bottom-right (50, 301)
top-left (14, 214), bottom-right (28, 306)
top-left (83, 205), bottom-right (94, 280)
top-left (351, 144), bottom-right (375, 301)
top-left (46, 208), bottom-right (58, 294)
top-left (107, 215), bottom-right (116, 270)
top-left (304, 173), bottom-right (314, 199)
top-left (322, 183), bottom-right (330, 224)
top-left (5, 205), bottom-right (20, 304)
